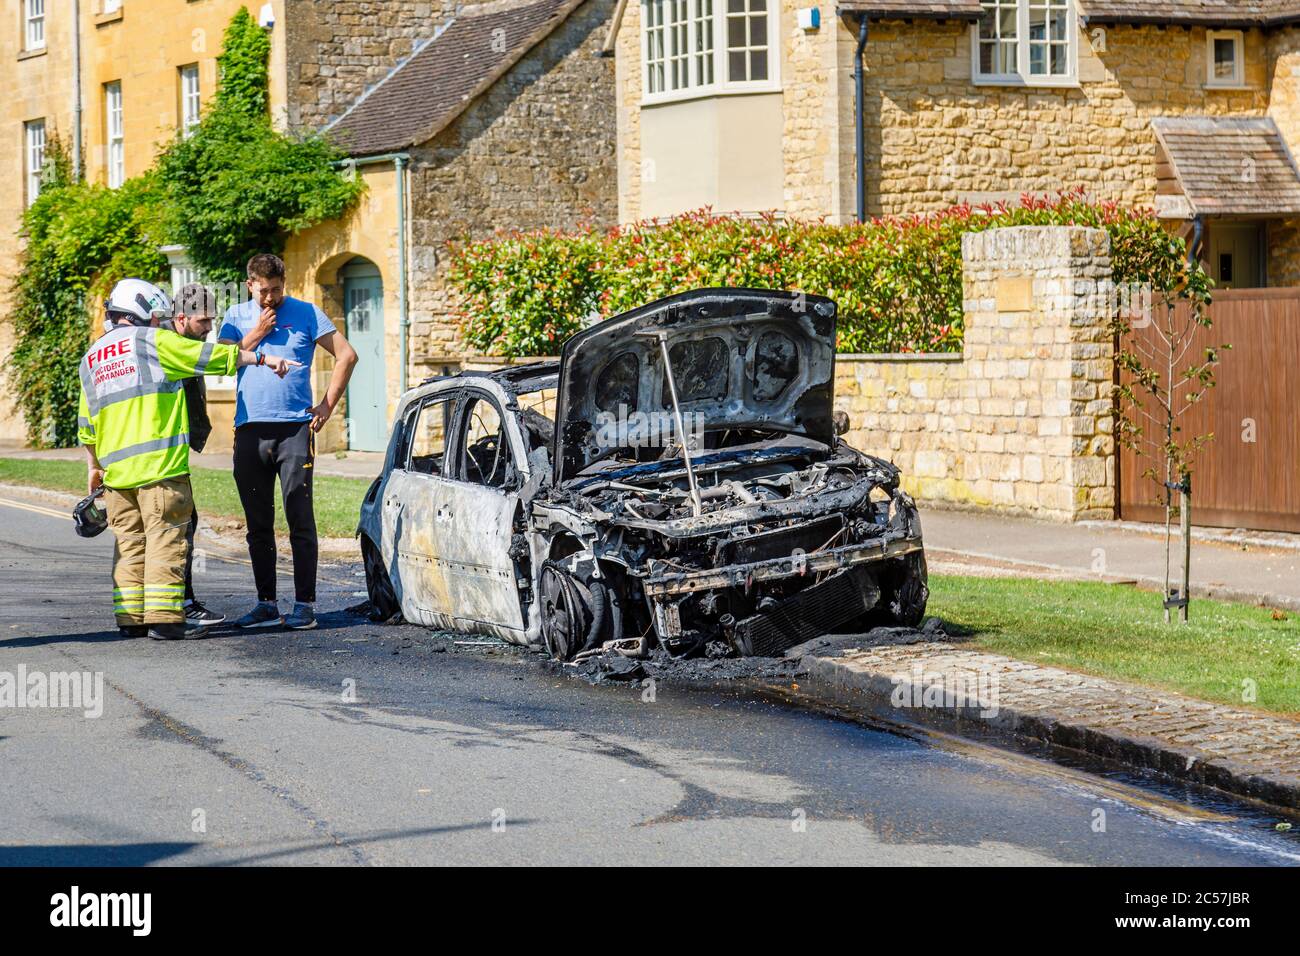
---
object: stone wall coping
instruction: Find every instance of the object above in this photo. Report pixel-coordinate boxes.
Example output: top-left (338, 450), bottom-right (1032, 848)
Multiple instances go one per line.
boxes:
top-left (426, 352), bottom-right (968, 365)
top-left (837, 352), bottom-right (963, 363)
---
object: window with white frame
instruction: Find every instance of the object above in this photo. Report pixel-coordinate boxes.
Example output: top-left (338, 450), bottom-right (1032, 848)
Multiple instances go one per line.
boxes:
top-left (25, 0), bottom-right (45, 50)
top-left (25, 120), bottom-right (46, 207)
top-left (1207, 30), bottom-right (1244, 87)
top-left (105, 81), bottom-right (125, 188)
top-left (641, 0), bottom-right (776, 100)
top-left (179, 64), bottom-right (201, 134)
top-left (973, 0), bottom-right (1076, 84)
top-left (102, 0), bottom-right (122, 13)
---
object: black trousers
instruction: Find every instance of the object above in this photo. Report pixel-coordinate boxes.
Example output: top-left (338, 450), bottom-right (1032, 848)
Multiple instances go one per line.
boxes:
top-left (184, 507), bottom-right (199, 602)
top-left (233, 421), bottom-right (317, 604)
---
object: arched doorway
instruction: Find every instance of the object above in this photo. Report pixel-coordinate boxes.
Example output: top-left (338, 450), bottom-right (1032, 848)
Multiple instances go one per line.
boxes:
top-left (340, 257), bottom-right (388, 451)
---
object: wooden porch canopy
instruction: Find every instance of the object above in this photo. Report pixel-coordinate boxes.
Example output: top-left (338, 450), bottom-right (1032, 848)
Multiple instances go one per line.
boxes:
top-left (1151, 116), bottom-right (1300, 219)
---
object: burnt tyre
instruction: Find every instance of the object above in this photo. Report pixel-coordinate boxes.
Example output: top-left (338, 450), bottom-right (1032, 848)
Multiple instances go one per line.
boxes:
top-left (539, 562), bottom-right (609, 661)
top-left (362, 536), bottom-right (403, 623)
top-left (884, 552), bottom-right (929, 627)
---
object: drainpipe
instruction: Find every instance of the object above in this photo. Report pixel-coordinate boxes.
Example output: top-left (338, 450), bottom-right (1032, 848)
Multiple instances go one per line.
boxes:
top-left (72, 0), bottom-right (82, 181)
top-left (337, 151), bottom-right (412, 393)
top-left (854, 14), bottom-right (869, 223)
top-left (395, 154), bottom-right (409, 394)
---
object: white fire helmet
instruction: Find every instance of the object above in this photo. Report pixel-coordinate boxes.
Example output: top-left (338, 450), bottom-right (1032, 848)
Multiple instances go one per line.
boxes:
top-left (104, 279), bottom-right (174, 327)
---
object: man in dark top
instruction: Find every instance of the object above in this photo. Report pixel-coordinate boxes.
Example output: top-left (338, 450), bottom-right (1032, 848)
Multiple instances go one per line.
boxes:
top-left (169, 283), bottom-right (225, 626)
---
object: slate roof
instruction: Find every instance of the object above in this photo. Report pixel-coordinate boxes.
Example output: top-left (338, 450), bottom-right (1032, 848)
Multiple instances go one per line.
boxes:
top-left (835, 0), bottom-right (1300, 26)
top-left (327, 0), bottom-right (590, 156)
top-left (1077, 0), bottom-right (1300, 27)
top-left (836, 0), bottom-right (984, 19)
top-left (1151, 116), bottom-right (1300, 217)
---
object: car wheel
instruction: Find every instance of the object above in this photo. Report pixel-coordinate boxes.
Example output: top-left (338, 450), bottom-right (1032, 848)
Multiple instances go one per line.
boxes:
top-left (888, 552), bottom-right (929, 627)
top-left (362, 537), bottom-right (403, 623)
top-left (539, 561), bottom-right (606, 661)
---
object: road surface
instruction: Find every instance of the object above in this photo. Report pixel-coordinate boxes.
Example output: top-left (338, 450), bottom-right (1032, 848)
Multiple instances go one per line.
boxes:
top-left (1, 489), bottom-right (1296, 866)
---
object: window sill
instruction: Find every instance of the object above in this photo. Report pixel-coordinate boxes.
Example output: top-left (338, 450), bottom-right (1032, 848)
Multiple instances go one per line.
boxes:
top-left (1206, 83), bottom-right (1251, 91)
top-left (17, 47), bottom-right (47, 62)
top-left (641, 83), bottom-right (783, 108)
top-left (94, 10), bottom-right (124, 27)
top-left (972, 75), bottom-right (1081, 90)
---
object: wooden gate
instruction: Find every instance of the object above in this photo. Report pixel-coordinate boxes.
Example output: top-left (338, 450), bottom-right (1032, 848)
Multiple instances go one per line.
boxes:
top-left (1118, 287), bottom-right (1300, 533)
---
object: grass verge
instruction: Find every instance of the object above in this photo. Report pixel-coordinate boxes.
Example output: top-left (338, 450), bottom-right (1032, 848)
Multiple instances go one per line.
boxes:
top-left (0, 457), bottom-right (370, 539)
top-left (930, 573), bottom-right (1300, 716)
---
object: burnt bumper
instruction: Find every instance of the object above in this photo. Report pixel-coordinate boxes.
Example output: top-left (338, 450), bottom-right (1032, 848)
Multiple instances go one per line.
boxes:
top-left (642, 534), bottom-right (924, 598)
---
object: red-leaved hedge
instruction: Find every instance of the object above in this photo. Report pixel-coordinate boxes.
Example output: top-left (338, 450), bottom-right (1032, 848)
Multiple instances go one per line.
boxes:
top-left (447, 189), bottom-right (1190, 356)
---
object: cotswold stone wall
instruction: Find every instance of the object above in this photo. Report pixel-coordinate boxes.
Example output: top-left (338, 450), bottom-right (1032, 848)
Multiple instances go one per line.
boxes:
top-left (285, 0), bottom-right (459, 131)
top-left (834, 226), bottom-right (1115, 521)
top-left (853, 21), bottom-right (1270, 216)
top-left (616, 14), bottom-right (1300, 284)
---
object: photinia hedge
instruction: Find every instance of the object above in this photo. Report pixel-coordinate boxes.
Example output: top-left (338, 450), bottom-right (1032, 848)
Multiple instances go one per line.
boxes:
top-left (448, 189), bottom-right (1189, 356)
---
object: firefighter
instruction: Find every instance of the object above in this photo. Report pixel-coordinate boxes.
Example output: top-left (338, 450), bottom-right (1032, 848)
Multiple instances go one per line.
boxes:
top-left (164, 283), bottom-right (224, 626)
top-left (79, 279), bottom-right (299, 640)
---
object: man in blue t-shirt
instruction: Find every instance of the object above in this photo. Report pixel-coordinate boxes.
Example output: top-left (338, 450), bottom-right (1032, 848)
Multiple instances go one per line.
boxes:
top-left (218, 253), bottom-right (358, 631)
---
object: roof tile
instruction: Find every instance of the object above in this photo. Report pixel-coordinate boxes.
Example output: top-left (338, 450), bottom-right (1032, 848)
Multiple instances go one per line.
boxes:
top-left (1077, 0), bottom-right (1300, 27)
top-left (328, 0), bottom-right (588, 156)
top-left (1151, 116), bottom-right (1300, 216)
top-left (837, 0), bottom-right (984, 18)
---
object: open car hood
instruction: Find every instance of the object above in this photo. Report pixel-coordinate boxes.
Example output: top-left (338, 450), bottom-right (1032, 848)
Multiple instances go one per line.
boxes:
top-left (553, 288), bottom-right (838, 485)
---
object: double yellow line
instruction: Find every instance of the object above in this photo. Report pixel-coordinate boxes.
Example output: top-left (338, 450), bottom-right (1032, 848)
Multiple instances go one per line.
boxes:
top-left (0, 495), bottom-right (72, 521)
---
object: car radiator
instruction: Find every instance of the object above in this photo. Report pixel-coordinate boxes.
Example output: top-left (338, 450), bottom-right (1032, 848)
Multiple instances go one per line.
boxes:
top-left (728, 566), bottom-right (880, 657)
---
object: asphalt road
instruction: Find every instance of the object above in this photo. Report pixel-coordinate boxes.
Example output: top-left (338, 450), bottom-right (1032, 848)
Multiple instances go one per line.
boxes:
top-left (1, 489), bottom-right (1297, 866)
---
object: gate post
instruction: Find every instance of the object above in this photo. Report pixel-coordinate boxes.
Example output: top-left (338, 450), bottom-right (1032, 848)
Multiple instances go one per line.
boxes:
top-left (960, 226), bottom-right (1116, 521)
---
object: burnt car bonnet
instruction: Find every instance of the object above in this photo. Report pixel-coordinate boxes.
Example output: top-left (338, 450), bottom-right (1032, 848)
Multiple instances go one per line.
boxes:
top-left (553, 289), bottom-right (838, 484)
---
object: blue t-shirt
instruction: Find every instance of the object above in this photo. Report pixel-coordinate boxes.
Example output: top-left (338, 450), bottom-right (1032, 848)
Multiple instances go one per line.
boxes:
top-left (219, 296), bottom-right (337, 427)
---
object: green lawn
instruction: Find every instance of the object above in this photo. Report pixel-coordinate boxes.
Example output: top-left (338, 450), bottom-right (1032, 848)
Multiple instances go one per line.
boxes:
top-left (0, 457), bottom-right (370, 538)
top-left (930, 573), bottom-right (1300, 716)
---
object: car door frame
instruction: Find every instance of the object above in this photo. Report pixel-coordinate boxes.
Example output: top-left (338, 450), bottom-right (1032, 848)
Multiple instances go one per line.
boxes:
top-left (432, 383), bottom-right (533, 639)
top-left (381, 382), bottom-right (462, 630)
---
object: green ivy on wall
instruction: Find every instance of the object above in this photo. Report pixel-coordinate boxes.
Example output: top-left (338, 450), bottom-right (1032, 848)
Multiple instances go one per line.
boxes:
top-left (6, 6), bottom-right (363, 446)
top-left (157, 7), bottom-right (363, 284)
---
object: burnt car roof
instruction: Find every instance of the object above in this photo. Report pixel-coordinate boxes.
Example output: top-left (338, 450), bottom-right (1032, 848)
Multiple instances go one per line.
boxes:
top-left (552, 288), bottom-right (838, 485)
top-left (419, 362), bottom-right (560, 395)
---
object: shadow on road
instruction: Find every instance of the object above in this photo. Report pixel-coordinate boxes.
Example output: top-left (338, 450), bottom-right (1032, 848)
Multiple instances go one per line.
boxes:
top-left (0, 822), bottom-right (538, 866)
top-left (1, 628), bottom-right (144, 649)
top-left (211, 821), bottom-right (538, 866)
top-left (0, 842), bottom-right (199, 866)
top-left (2, 612), bottom-right (362, 649)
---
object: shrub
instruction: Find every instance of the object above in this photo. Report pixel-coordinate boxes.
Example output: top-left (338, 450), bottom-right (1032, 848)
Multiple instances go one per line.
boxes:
top-left (6, 142), bottom-right (169, 446)
top-left (449, 189), bottom-right (1187, 357)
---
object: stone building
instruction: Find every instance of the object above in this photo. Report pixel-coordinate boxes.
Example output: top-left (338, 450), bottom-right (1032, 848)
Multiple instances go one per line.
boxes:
top-left (0, 0), bottom-right (275, 443)
top-left (1, 0), bottom-right (616, 449)
top-left (282, 0), bottom-right (618, 450)
top-left (611, 0), bottom-right (1300, 287)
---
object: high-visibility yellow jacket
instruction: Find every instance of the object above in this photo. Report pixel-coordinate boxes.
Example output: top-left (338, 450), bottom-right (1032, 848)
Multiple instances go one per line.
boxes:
top-left (78, 325), bottom-right (239, 489)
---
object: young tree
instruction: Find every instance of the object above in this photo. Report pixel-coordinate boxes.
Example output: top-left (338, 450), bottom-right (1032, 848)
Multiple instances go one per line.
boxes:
top-left (1110, 225), bottom-right (1225, 622)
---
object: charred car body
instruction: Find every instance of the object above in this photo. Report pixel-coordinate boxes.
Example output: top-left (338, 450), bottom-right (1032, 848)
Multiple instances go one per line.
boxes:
top-left (359, 289), bottom-right (928, 660)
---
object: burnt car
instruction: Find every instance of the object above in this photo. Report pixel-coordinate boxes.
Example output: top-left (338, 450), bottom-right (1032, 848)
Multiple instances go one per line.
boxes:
top-left (358, 289), bottom-right (927, 659)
